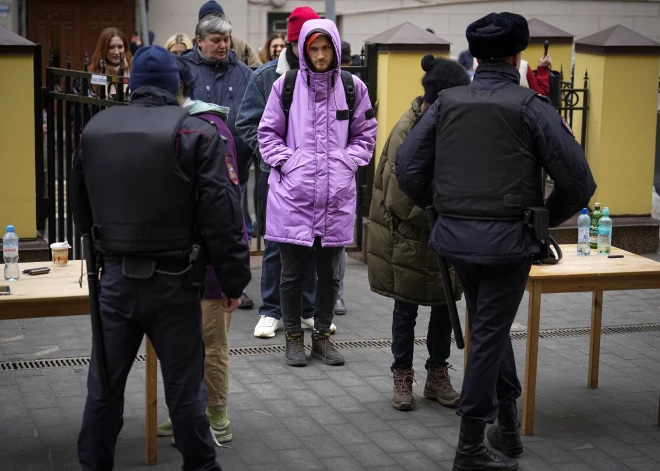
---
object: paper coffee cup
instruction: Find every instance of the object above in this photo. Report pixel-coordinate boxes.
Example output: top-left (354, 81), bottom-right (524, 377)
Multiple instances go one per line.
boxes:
top-left (50, 241), bottom-right (71, 266)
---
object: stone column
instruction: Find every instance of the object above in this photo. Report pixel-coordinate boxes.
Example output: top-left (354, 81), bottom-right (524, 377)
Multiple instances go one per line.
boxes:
top-left (574, 25), bottom-right (660, 216)
top-left (0, 27), bottom-right (37, 239)
top-left (365, 22), bottom-right (451, 163)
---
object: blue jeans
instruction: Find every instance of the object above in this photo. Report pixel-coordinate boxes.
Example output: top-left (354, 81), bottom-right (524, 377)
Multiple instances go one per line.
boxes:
top-left (240, 184), bottom-right (253, 239)
top-left (259, 171), bottom-right (315, 320)
top-left (391, 301), bottom-right (452, 371)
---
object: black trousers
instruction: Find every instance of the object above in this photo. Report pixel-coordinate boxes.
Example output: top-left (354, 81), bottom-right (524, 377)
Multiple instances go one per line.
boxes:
top-left (391, 301), bottom-right (452, 371)
top-left (279, 238), bottom-right (343, 332)
top-left (450, 256), bottom-right (532, 424)
top-left (77, 261), bottom-right (221, 471)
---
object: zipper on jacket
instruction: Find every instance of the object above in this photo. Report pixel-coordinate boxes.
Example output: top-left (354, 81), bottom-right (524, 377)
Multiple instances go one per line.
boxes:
top-left (229, 86), bottom-right (233, 98)
top-left (206, 86), bottom-right (211, 100)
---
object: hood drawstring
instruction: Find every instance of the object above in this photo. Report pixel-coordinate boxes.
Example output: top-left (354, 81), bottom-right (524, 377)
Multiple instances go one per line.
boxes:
top-left (307, 74), bottom-right (312, 111)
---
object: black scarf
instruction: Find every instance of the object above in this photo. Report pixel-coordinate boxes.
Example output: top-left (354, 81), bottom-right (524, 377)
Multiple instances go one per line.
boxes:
top-left (286, 46), bottom-right (300, 70)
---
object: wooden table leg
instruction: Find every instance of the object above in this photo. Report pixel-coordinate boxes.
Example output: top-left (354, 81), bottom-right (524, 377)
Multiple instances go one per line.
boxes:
top-left (464, 308), bottom-right (470, 372)
top-left (145, 338), bottom-right (158, 465)
top-left (522, 281), bottom-right (542, 436)
top-left (588, 290), bottom-right (604, 389)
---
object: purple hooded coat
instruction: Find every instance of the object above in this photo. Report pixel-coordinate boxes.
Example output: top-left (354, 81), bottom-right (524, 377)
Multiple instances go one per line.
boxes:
top-left (258, 19), bottom-right (377, 247)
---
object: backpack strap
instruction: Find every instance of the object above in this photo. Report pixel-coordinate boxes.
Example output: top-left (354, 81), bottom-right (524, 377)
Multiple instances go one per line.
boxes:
top-left (340, 70), bottom-right (356, 124)
top-left (282, 69), bottom-right (298, 137)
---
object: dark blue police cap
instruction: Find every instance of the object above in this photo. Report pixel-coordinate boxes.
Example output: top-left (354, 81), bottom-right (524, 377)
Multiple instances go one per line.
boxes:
top-left (466, 12), bottom-right (530, 59)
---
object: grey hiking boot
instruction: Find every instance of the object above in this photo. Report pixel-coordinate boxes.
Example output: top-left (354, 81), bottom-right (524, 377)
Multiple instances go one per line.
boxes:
top-left (285, 329), bottom-right (307, 367)
top-left (424, 365), bottom-right (460, 407)
top-left (311, 329), bottom-right (344, 365)
top-left (392, 368), bottom-right (416, 411)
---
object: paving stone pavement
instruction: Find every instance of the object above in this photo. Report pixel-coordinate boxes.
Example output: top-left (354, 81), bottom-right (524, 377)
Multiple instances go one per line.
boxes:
top-left (1, 255), bottom-right (660, 470)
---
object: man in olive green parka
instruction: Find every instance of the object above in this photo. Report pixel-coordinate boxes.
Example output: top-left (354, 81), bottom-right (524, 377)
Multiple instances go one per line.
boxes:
top-left (367, 55), bottom-right (471, 411)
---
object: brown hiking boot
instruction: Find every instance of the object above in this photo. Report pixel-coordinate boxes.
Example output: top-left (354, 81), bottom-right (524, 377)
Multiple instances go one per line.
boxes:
top-left (311, 329), bottom-right (344, 365)
top-left (424, 365), bottom-right (460, 407)
top-left (285, 329), bottom-right (307, 367)
top-left (392, 368), bottom-right (416, 410)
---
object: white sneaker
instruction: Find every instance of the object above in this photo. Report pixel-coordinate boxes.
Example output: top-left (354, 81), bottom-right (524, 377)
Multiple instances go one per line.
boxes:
top-left (301, 317), bottom-right (337, 334)
top-left (254, 316), bottom-right (279, 338)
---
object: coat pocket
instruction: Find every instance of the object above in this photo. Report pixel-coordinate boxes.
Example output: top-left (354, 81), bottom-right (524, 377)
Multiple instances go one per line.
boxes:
top-left (340, 149), bottom-right (359, 173)
top-left (280, 148), bottom-right (302, 175)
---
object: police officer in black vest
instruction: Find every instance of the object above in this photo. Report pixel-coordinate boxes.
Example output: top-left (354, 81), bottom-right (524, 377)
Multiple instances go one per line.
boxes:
top-left (396, 13), bottom-right (596, 471)
top-left (70, 45), bottom-right (250, 470)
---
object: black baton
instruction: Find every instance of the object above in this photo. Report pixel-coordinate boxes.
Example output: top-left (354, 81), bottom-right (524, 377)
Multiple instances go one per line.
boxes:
top-left (424, 207), bottom-right (465, 350)
top-left (83, 234), bottom-right (109, 399)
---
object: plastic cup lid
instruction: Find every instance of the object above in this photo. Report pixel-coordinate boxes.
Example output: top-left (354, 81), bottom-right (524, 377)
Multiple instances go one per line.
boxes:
top-left (50, 241), bottom-right (72, 249)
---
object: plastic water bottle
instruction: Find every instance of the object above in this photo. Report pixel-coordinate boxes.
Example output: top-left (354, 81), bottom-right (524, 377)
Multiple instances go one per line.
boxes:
top-left (597, 207), bottom-right (612, 255)
top-left (3, 225), bottom-right (19, 281)
top-left (577, 208), bottom-right (591, 256)
top-left (589, 202), bottom-right (602, 249)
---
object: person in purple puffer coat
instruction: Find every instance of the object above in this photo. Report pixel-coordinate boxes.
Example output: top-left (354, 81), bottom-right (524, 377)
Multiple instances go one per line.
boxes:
top-left (156, 57), bottom-right (248, 445)
top-left (258, 19), bottom-right (377, 367)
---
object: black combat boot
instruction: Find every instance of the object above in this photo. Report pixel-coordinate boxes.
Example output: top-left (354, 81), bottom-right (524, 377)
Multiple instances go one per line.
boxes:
top-left (487, 401), bottom-right (523, 457)
top-left (285, 329), bottom-right (307, 367)
top-left (453, 419), bottom-right (519, 471)
top-left (311, 329), bottom-right (345, 365)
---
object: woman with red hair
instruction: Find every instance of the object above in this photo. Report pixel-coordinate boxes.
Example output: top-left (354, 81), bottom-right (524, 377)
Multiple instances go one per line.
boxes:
top-left (89, 28), bottom-right (132, 97)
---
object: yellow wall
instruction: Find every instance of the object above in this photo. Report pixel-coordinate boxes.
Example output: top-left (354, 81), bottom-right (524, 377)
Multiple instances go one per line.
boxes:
top-left (375, 50), bottom-right (449, 163)
top-left (575, 52), bottom-right (660, 215)
top-left (524, 43), bottom-right (573, 78)
top-left (0, 55), bottom-right (36, 239)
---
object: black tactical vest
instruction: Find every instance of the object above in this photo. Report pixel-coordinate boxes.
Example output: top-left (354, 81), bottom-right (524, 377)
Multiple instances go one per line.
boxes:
top-left (433, 83), bottom-right (544, 220)
top-left (82, 105), bottom-right (195, 255)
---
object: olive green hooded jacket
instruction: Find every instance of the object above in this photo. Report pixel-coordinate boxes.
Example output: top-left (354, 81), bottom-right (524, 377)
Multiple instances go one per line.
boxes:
top-left (367, 97), bottom-right (460, 306)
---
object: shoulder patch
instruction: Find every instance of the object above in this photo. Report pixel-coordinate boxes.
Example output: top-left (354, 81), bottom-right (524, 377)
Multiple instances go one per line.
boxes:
top-left (561, 117), bottom-right (576, 137)
top-left (225, 155), bottom-right (239, 185)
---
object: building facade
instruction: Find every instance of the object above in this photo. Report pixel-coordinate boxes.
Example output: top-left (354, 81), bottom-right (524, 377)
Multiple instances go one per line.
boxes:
top-left (2, 0), bottom-right (659, 66)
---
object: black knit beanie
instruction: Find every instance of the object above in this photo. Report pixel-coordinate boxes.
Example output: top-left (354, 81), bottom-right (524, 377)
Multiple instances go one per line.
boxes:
top-left (421, 55), bottom-right (471, 104)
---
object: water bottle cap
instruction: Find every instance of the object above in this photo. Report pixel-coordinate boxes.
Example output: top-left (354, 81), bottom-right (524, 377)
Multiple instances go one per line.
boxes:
top-left (581, 208), bottom-right (588, 214)
top-left (6, 225), bottom-right (14, 232)
top-left (603, 207), bottom-right (610, 216)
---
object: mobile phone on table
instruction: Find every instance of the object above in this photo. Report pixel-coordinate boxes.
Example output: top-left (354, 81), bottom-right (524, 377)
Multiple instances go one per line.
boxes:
top-left (23, 267), bottom-right (51, 276)
top-left (0, 286), bottom-right (10, 295)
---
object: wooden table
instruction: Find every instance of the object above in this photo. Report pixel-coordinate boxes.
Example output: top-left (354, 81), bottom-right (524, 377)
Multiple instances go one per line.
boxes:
top-left (0, 261), bottom-right (159, 465)
top-left (463, 245), bottom-right (660, 436)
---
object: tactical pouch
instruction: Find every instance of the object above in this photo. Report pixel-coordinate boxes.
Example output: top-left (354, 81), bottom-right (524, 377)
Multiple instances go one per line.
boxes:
top-left (183, 244), bottom-right (207, 291)
top-left (122, 258), bottom-right (156, 280)
top-left (524, 207), bottom-right (562, 265)
top-left (524, 207), bottom-right (549, 243)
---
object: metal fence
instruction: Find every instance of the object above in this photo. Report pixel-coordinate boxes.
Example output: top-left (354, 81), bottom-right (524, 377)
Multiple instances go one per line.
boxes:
top-left (558, 65), bottom-right (589, 150)
top-left (43, 50), bottom-right (131, 261)
top-left (41, 45), bottom-right (378, 259)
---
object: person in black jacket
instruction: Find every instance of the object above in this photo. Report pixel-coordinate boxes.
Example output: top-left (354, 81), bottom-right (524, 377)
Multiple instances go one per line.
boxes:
top-left (396, 13), bottom-right (596, 471)
top-left (70, 45), bottom-right (250, 470)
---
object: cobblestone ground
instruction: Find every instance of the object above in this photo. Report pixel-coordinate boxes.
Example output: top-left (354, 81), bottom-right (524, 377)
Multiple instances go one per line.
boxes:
top-left (0, 256), bottom-right (659, 470)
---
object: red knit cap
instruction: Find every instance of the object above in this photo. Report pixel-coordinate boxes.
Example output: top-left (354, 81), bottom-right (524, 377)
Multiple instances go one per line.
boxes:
top-left (287, 6), bottom-right (320, 43)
